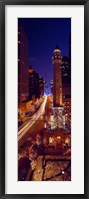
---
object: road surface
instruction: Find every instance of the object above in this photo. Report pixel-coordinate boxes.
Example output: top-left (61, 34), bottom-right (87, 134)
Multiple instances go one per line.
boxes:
top-left (18, 96), bottom-right (47, 143)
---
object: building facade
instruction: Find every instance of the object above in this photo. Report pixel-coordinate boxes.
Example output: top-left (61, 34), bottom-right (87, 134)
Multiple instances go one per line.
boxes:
top-left (50, 80), bottom-right (53, 95)
top-left (62, 56), bottom-right (71, 85)
top-left (28, 66), bottom-right (40, 100)
top-left (18, 24), bottom-right (29, 109)
top-left (39, 76), bottom-right (45, 97)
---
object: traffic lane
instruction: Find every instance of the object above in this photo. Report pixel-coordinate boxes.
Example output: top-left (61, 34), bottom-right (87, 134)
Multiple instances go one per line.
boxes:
top-left (18, 96), bottom-right (47, 138)
top-left (18, 119), bottom-right (44, 148)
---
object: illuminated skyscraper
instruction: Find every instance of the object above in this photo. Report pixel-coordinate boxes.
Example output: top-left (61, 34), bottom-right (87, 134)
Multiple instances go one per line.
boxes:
top-left (52, 45), bottom-right (63, 107)
top-left (18, 24), bottom-right (29, 109)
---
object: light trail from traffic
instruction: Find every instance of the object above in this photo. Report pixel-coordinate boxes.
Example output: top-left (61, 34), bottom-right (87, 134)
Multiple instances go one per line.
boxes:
top-left (18, 96), bottom-right (47, 141)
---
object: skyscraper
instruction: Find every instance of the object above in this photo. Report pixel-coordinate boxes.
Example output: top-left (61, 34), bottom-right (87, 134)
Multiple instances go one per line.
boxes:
top-left (39, 76), bottom-right (45, 97)
top-left (62, 56), bottom-right (71, 84)
top-left (28, 66), bottom-right (40, 100)
top-left (18, 24), bottom-right (29, 109)
top-left (50, 80), bottom-right (53, 95)
top-left (52, 45), bottom-right (63, 107)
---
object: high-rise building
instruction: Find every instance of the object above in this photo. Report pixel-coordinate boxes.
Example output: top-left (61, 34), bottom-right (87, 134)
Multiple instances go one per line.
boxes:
top-left (52, 45), bottom-right (63, 107)
top-left (62, 34), bottom-right (71, 129)
top-left (28, 66), bottom-right (40, 100)
top-left (62, 56), bottom-right (71, 84)
top-left (69, 32), bottom-right (71, 64)
top-left (18, 24), bottom-right (29, 109)
top-left (63, 83), bottom-right (71, 115)
top-left (39, 76), bottom-right (45, 97)
top-left (50, 80), bottom-right (53, 95)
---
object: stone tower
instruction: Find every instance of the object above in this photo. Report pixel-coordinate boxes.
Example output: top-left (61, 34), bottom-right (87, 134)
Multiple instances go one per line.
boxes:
top-left (51, 45), bottom-right (65, 129)
top-left (52, 45), bottom-right (63, 107)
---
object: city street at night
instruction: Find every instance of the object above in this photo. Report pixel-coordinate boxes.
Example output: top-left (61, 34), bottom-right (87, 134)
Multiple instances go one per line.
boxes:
top-left (18, 18), bottom-right (71, 181)
top-left (18, 95), bottom-right (71, 181)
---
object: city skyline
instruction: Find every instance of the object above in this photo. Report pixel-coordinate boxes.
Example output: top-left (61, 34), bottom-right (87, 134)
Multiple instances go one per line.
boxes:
top-left (18, 18), bottom-right (71, 181)
top-left (18, 18), bottom-right (71, 93)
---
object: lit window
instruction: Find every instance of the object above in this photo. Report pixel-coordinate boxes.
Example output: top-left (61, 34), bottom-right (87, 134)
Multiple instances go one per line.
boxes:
top-left (49, 137), bottom-right (54, 143)
top-left (57, 136), bottom-right (61, 140)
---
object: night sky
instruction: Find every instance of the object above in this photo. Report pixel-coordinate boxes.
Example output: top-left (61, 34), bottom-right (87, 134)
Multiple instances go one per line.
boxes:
top-left (18, 18), bottom-right (71, 94)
